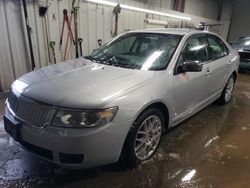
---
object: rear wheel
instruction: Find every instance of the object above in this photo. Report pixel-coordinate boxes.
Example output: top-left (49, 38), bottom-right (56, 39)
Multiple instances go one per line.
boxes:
top-left (217, 75), bottom-right (235, 105)
top-left (120, 108), bottom-right (164, 168)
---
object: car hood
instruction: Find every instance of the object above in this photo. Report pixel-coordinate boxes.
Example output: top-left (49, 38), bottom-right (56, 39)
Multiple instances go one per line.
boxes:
top-left (15, 58), bottom-right (155, 109)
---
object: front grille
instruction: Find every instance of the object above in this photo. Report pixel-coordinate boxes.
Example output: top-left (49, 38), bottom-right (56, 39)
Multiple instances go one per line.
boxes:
top-left (239, 51), bottom-right (250, 62)
top-left (8, 91), bottom-right (52, 128)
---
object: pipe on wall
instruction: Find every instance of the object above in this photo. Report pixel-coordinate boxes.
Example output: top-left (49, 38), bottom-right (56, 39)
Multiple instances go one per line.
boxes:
top-left (144, 19), bottom-right (168, 27)
top-left (22, 0), bottom-right (36, 70)
top-left (0, 76), bottom-right (2, 92)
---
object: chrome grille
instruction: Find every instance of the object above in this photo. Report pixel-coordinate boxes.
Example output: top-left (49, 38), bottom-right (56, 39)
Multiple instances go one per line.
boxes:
top-left (239, 51), bottom-right (250, 62)
top-left (8, 91), bottom-right (52, 128)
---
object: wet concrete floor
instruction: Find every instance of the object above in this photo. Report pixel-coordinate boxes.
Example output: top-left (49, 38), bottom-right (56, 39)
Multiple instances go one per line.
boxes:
top-left (1, 74), bottom-right (250, 188)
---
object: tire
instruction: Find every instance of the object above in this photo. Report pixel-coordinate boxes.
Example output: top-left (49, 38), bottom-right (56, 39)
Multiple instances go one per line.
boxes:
top-left (217, 74), bottom-right (235, 105)
top-left (119, 108), bottom-right (165, 168)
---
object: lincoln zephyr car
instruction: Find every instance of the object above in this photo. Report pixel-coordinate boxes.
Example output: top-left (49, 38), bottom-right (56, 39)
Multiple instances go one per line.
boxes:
top-left (4, 29), bottom-right (239, 169)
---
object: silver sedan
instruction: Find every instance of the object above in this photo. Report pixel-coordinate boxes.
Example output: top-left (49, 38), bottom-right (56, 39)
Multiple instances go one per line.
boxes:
top-left (4, 29), bottom-right (239, 169)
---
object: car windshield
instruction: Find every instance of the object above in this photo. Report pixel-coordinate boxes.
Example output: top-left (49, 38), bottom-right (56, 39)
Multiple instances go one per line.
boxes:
top-left (85, 33), bottom-right (182, 71)
top-left (236, 37), bottom-right (250, 46)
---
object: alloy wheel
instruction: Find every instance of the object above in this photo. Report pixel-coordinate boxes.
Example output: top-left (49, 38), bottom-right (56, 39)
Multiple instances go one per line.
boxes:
top-left (225, 77), bottom-right (234, 102)
top-left (134, 115), bottom-right (162, 161)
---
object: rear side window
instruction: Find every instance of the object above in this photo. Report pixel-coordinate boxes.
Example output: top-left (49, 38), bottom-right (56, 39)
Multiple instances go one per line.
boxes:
top-left (207, 35), bottom-right (228, 60)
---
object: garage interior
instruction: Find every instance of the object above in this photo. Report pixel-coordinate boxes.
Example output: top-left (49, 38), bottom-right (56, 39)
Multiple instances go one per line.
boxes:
top-left (1, 0), bottom-right (250, 187)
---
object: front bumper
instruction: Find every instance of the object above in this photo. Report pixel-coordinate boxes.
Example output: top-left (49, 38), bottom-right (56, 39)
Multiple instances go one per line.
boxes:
top-left (4, 107), bottom-right (133, 169)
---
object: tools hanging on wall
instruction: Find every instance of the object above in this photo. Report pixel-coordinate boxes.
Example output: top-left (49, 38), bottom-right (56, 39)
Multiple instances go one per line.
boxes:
top-left (112, 4), bottom-right (121, 37)
top-left (22, 0), bottom-right (36, 70)
top-left (37, 0), bottom-right (84, 63)
top-left (39, 6), bottom-right (51, 64)
top-left (60, 9), bottom-right (75, 46)
top-left (49, 41), bottom-right (56, 64)
top-left (63, 10), bottom-right (74, 61)
top-left (61, 0), bottom-right (79, 61)
top-left (78, 38), bottom-right (83, 56)
top-left (97, 39), bottom-right (102, 46)
top-left (73, 6), bottom-right (80, 58)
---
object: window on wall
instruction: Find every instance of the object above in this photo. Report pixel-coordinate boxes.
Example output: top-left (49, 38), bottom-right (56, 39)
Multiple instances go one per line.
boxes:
top-left (207, 35), bottom-right (228, 60)
top-left (181, 35), bottom-right (208, 63)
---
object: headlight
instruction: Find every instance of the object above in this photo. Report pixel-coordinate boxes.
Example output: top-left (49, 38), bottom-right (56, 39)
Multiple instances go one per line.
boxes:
top-left (52, 107), bottom-right (118, 128)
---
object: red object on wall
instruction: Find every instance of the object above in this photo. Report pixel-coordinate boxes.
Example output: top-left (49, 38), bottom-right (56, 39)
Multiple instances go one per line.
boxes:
top-left (174, 0), bottom-right (185, 13)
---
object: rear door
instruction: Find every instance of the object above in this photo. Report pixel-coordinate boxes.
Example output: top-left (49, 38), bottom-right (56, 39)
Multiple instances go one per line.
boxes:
top-left (206, 34), bottom-right (231, 95)
top-left (173, 34), bottom-right (211, 123)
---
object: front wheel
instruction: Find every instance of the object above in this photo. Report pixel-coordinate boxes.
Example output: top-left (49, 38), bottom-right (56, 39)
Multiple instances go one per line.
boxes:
top-left (120, 108), bottom-right (164, 168)
top-left (217, 75), bottom-right (235, 105)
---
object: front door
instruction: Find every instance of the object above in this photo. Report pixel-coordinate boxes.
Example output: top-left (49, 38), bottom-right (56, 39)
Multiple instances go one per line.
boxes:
top-left (173, 34), bottom-right (211, 124)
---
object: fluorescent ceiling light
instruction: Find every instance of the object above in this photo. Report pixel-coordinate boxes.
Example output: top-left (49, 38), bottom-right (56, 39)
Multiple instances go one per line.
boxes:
top-left (120, 4), bottom-right (191, 21)
top-left (85, 0), bottom-right (191, 21)
top-left (86, 0), bottom-right (117, 7)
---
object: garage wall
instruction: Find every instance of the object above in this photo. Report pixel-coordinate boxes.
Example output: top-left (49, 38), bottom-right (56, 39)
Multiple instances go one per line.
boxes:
top-left (0, 0), bottom-right (224, 91)
top-left (184, 0), bottom-right (220, 20)
top-left (228, 0), bottom-right (250, 42)
top-left (0, 0), bottom-right (31, 92)
top-left (219, 1), bottom-right (232, 41)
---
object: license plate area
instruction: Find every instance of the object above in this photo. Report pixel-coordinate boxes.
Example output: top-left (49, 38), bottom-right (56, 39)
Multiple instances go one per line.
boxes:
top-left (4, 115), bottom-right (22, 142)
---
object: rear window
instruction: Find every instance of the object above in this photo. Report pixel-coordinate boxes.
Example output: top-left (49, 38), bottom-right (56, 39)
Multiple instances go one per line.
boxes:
top-left (207, 35), bottom-right (228, 60)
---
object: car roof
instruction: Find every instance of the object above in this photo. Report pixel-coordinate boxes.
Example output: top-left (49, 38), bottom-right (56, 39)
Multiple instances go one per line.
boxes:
top-left (128, 28), bottom-right (211, 36)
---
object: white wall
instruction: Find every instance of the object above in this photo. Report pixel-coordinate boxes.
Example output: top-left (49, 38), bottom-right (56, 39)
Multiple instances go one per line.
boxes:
top-left (184, 0), bottom-right (220, 20)
top-left (0, 0), bottom-right (224, 91)
top-left (150, 0), bottom-right (174, 10)
top-left (0, 0), bottom-right (32, 92)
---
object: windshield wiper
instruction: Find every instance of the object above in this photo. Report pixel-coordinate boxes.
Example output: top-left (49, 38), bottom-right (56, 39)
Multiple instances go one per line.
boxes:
top-left (84, 56), bottom-right (95, 61)
top-left (84, 56), bottom-right (106, 64)
top-left (85, 55), bottom-right (140, 69)
top-left (106, 56), bottom-right (119, 66)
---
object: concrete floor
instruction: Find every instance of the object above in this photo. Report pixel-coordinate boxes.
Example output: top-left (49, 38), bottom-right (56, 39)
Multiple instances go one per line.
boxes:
top-left (1, 74), bottom-right (250, 188)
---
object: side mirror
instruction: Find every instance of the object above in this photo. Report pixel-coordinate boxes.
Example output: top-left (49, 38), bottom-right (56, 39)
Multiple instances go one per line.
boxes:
top-left (182, 61), bottom-right (203, 72)
top-left (229, 41), bottom-right (235, 45)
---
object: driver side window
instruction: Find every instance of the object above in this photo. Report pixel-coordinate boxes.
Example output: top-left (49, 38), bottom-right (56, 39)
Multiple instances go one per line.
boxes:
top-left (181, 36), bottom-right (208, 63)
